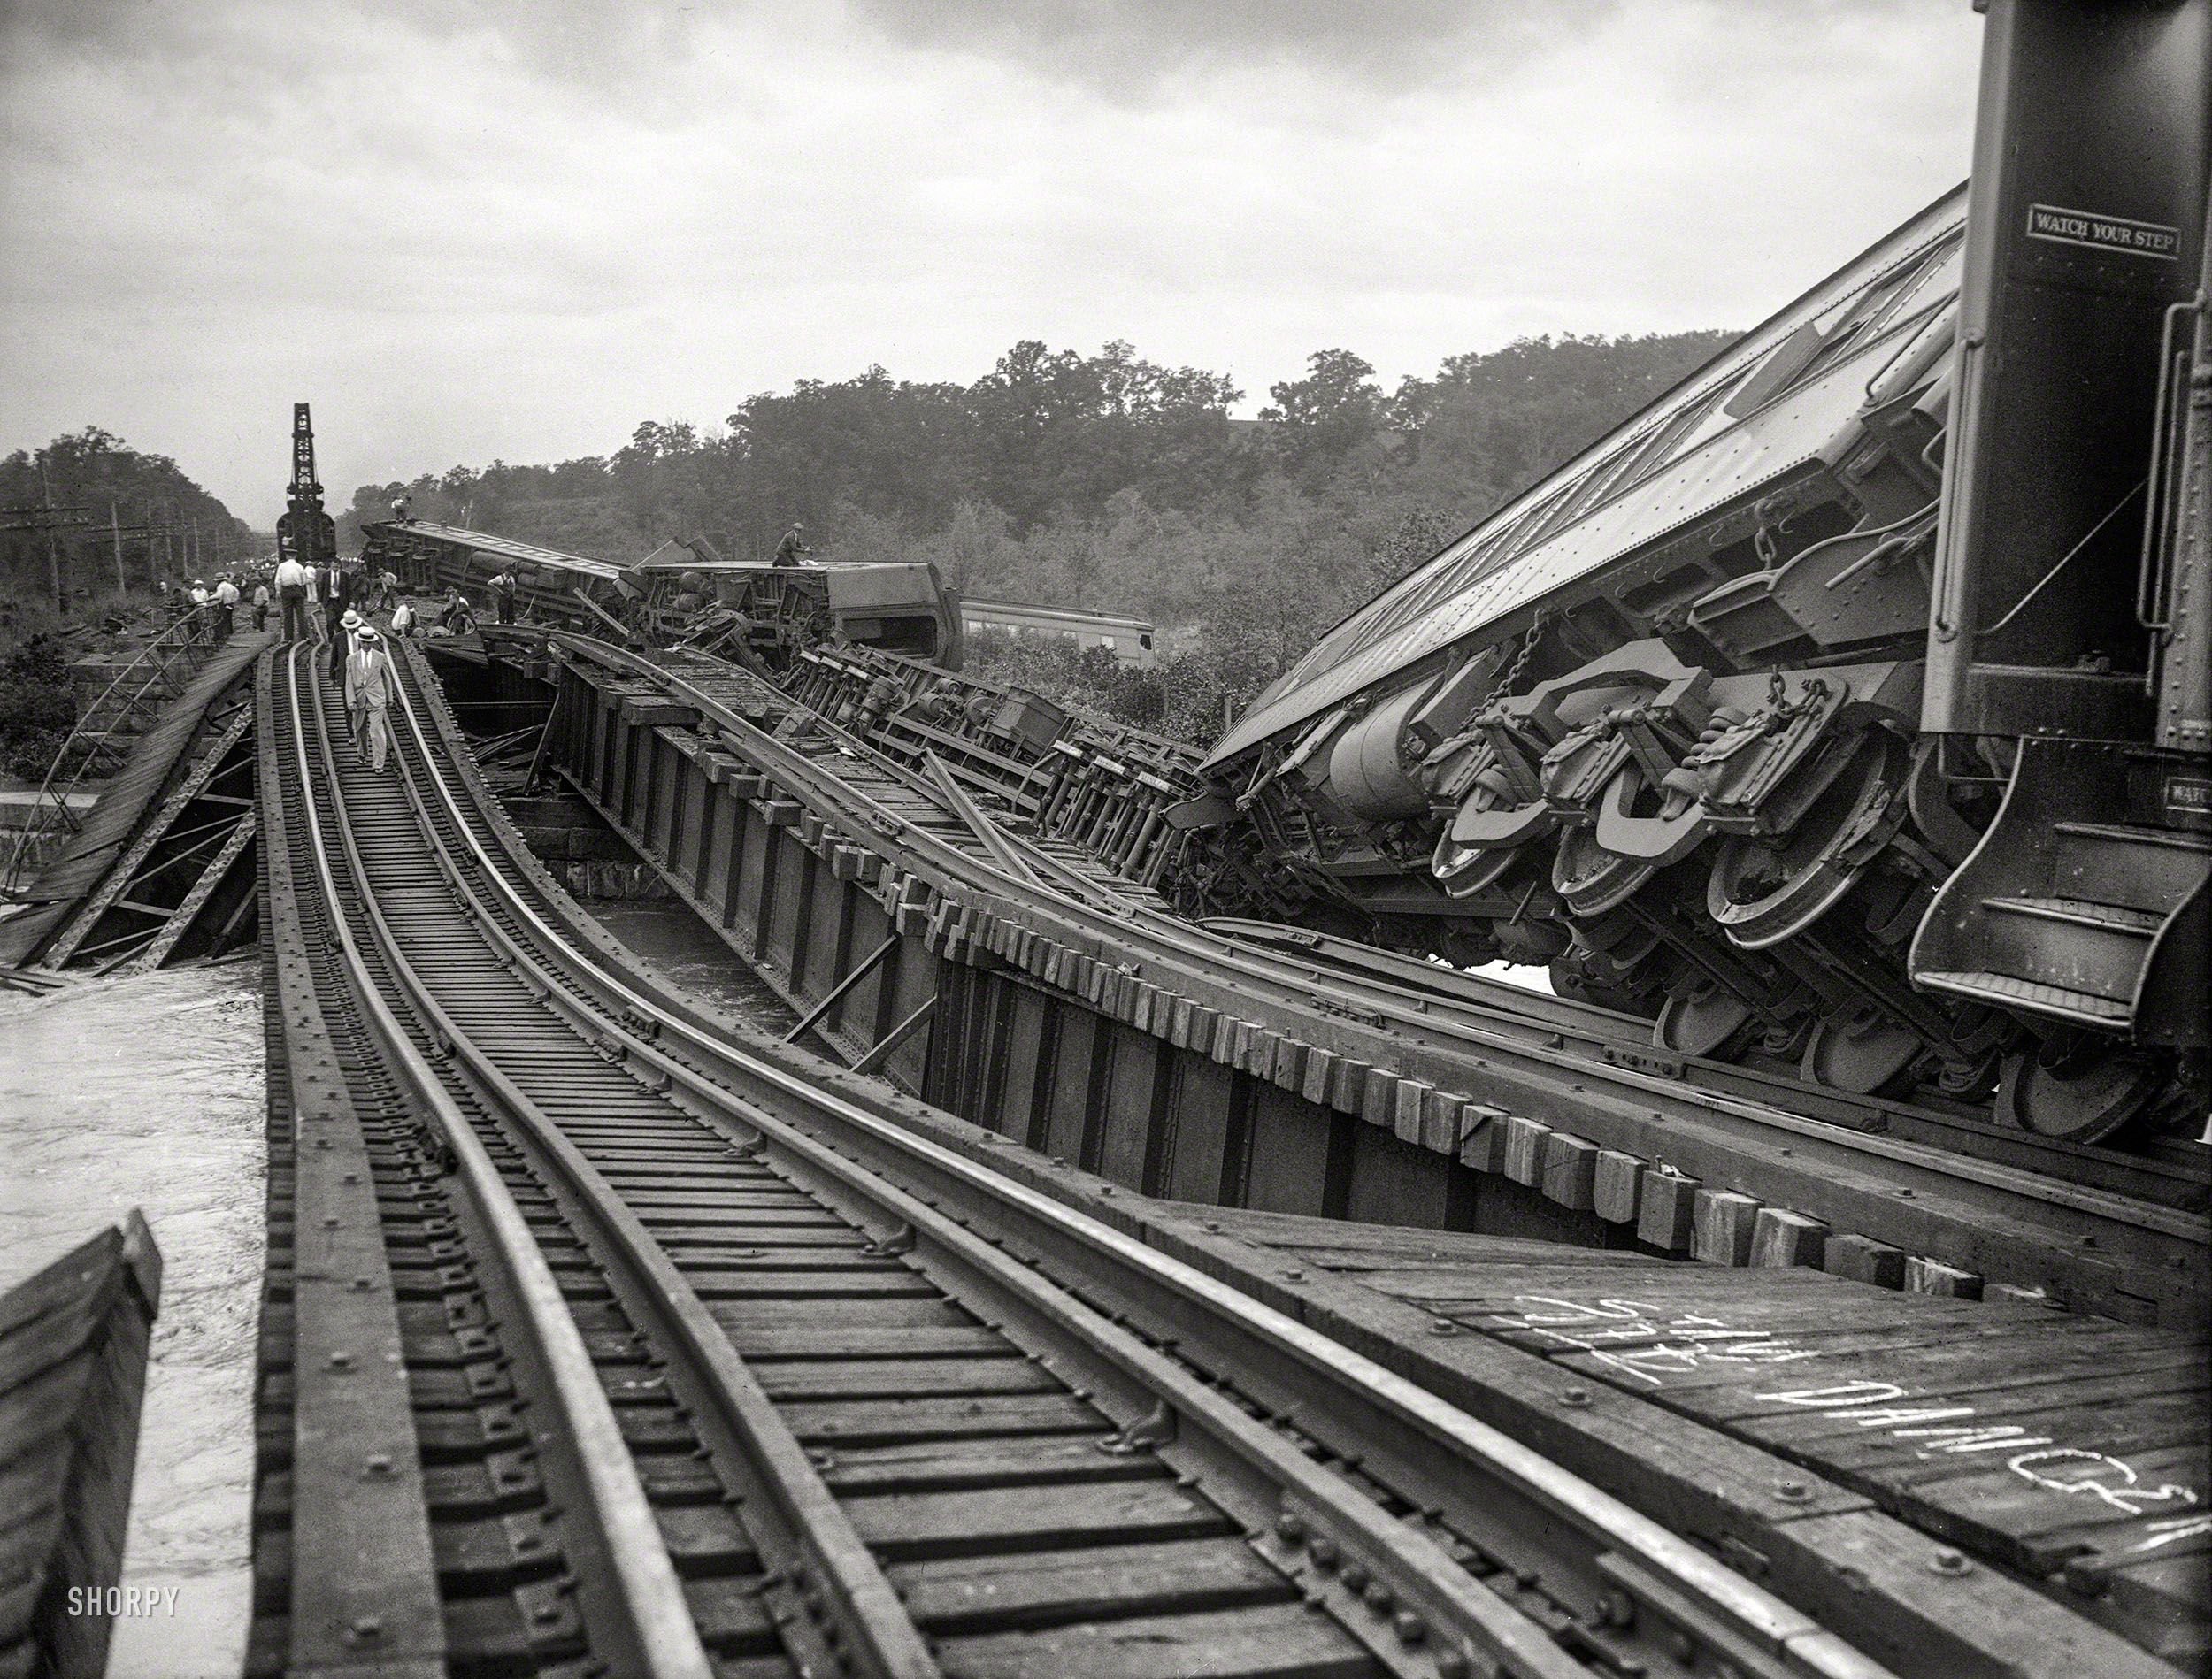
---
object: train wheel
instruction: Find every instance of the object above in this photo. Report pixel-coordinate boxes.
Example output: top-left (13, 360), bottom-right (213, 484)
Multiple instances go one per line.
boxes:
top-left (1709, 732), bottom-right (1908, 949)
top-left (1553, 823), bottom-right (1655, 916)
top-left (1801, 1001), bottom-right (1922, 1095)
top-left (1655, 982), bottom-right (1755, 1059)
top-left (1996, 1046), bottom-right (2162, 1144)
top-left (1432, 832), bottom-right (1520, 897)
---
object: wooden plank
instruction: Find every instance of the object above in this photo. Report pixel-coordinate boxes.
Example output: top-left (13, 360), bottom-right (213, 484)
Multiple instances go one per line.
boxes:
top-left (751, 1356), bottom-right (1059, 1401)
top-left (0, 1215), bottom-right (161, 1679)
top-left (938, 1602), bottom-right (1369, 1679)
top-left (780, 1393), bottom-right (1102, 1446)
top-left (887, 1538), bottom-right (1286, 1631)
top-left (815, 1435), bottom-right (1166, 1496)
top-left (729, 1326), bottom-right (1006, 1361)
top-left (709, 1297), bottom-right (973, 1332)
top-left (844, 1479), bottom-right (1229, 1560)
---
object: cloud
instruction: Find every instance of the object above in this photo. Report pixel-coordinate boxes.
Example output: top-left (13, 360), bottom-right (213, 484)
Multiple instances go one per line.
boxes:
top-left (847, 0), bottom-right (1620, 93)
top-left (0, 1), bottom-right (1981, 524)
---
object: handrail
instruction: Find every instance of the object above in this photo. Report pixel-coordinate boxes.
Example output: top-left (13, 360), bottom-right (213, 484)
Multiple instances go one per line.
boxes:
top-left (3, 603), bottom-right (227, 895)
top-left (2138, 296), bottom-right (2201, 639)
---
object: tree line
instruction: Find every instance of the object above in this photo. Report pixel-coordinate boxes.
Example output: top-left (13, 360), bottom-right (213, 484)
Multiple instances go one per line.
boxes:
top-left (1, 427), bottom-right (253, 632)
top-left (339, 329), bottom-right (1735, 739)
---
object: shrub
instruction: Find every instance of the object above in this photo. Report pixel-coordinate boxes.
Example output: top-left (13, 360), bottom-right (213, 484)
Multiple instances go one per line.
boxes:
top-left (0, 638), bottom-right (75, 781)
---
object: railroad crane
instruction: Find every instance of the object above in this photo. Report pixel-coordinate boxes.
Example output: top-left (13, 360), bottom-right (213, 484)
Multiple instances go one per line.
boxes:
top-left (273, 402), bottom-right (335, 574)
top-left (1168, 0), bottom-right (2211, 1149)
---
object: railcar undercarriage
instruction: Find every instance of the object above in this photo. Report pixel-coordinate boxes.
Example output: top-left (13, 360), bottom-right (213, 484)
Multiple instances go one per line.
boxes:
top-left (1169, 4), bottom-right (2212, 1152)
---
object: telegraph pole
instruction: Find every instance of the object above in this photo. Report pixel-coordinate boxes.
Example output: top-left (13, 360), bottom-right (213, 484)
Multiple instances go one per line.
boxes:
top-left (111, 502), bottom-right (126, 596)
top-left (37, 460), bottom-right (63, 609)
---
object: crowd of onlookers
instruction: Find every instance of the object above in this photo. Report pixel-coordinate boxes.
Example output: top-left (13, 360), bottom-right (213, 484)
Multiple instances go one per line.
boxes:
top-left (150, 556), bottom-right (504, 775)
top-left (159, 557), bottom-right (489, 646)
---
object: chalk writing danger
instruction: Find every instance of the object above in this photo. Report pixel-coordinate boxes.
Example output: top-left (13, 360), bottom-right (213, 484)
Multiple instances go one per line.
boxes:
top-left (2025, 203), bottom-right (2179, 261)
top-left (1502, 1294), bottom-right (2205, 1539)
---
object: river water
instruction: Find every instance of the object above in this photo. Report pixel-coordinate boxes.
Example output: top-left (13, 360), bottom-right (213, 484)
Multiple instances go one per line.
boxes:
top-left (0, 962), bottom-right (265, 1679)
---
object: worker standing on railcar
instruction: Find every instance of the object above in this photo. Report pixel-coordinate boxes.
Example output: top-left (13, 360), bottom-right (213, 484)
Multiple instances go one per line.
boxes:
top-left (345, 625), bottom-right (396, 773)
top-left (772, 523), bottom-right (810, 568)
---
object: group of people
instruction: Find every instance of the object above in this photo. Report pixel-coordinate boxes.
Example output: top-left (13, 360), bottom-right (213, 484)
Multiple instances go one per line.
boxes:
top-left (264, 556), bottom-right (405, 643)
top-left (168, 547), bottom-right (521, 777)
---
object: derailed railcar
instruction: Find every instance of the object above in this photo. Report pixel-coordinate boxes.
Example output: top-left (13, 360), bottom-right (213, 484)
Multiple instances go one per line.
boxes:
top-left (1180, 2), bottom-right (2210, 1148)
top-left (360, 519), bottom-right (962, 671)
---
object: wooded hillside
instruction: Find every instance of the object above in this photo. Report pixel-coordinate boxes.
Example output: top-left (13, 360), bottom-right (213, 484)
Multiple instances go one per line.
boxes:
top-left (341, 329), bottom-right (1736, 738)
top-left (1, 427), bottom-right (253, 624)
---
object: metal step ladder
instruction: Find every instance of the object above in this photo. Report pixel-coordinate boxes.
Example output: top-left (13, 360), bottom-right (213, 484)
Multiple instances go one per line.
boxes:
top-left (1912, 738), bottom-right (2211, 1044)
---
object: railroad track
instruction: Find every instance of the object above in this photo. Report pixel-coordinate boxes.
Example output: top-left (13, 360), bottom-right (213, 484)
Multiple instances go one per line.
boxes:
top-left (775, 641), bottom-right (2207, 1198)
top-left (1186, 918), bottom-right (2208, 1215)
top-left (250, 634), bottom-right (1918, 1677)
top-left (543, 636), bottom-right (2207, 1318)
top-left (810, 695), bottom-right (2203, 1217)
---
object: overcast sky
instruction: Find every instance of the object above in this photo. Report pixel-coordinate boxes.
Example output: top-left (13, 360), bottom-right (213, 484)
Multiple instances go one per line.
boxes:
top-left (1, 1), bottom-right (1981, 527)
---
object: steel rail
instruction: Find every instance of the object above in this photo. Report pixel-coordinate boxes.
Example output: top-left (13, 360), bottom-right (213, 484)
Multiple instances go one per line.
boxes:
top-left (551, 635), bottom-right (2208, 1250)
top-left (402, 642), bottom-right (1901, 1679)
top-left (390, 594), bottom-right (1587, 1679)
top-left (1187, 918), bottom-right (2209, 1210)
top-left (797, 647), bottom-right (2208, 1207)
top-left (276, 643), bottom-right (718, 1679)
top-left (823, 709), bottom-right (2203, 1218)
top-left (354, 656), bottom-right (943, 1679)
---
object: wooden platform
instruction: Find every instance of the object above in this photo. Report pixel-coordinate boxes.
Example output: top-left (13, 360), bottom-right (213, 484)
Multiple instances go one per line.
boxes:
top-left (743, 1087), bottom-right (2209, 1676)
top-left (1139, 1206), bottom-right (2212, 1675)
top-left (0, 630), bottom-right (269, 965)
top-left (0, 1213), bottom-right (163, 1679)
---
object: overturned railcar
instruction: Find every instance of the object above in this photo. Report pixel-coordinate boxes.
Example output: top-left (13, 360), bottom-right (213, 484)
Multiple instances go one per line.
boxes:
top-left (362, 519), bottom-right (962, 671)
top-left (1182, 2), bottom-right (2210, 1148)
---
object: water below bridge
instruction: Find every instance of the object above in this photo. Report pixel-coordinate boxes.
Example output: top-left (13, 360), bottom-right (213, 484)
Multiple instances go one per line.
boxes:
top-left (1, 962), bottom-right (265, 1679)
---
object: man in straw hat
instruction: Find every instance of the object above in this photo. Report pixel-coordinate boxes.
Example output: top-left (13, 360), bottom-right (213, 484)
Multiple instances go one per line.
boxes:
top-left (345, 623), bottom-right (396, 773)
top-left (333, 606), bottom-right (365, 689)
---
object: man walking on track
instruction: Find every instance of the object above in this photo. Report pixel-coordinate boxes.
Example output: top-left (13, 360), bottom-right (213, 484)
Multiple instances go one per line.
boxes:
top-left (333, 608), bottom-right (364, 690)
top-left (345, 625), bottom-right (396, 773)
top-left (275, 554), bottom-right (311, 641)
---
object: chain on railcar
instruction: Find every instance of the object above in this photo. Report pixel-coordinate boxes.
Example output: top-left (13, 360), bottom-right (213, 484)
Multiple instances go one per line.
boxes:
top-left (1160, 0), bottom-right (2212, 1153)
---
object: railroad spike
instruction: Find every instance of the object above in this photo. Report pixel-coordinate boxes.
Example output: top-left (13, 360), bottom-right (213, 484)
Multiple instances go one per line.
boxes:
top-left (861, 1221), bottom-right (916, 1257)
top-left (1097, 1399), bottom-right (1176, 1455)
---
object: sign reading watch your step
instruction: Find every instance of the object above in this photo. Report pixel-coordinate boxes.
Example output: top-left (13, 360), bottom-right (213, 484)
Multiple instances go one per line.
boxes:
top-left (2025, 203), bottom-right (2179, 260)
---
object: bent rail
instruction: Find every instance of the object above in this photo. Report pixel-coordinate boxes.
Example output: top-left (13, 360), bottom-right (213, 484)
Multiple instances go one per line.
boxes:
top-left (3, 603), bottom-right (227, 895)
top-left (376, 638), bottom-right (1904, 1679)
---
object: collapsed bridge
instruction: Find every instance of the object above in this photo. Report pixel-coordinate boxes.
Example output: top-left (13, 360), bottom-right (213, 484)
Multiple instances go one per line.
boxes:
top-left (3, 3), bottom-right (2208, 1673)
